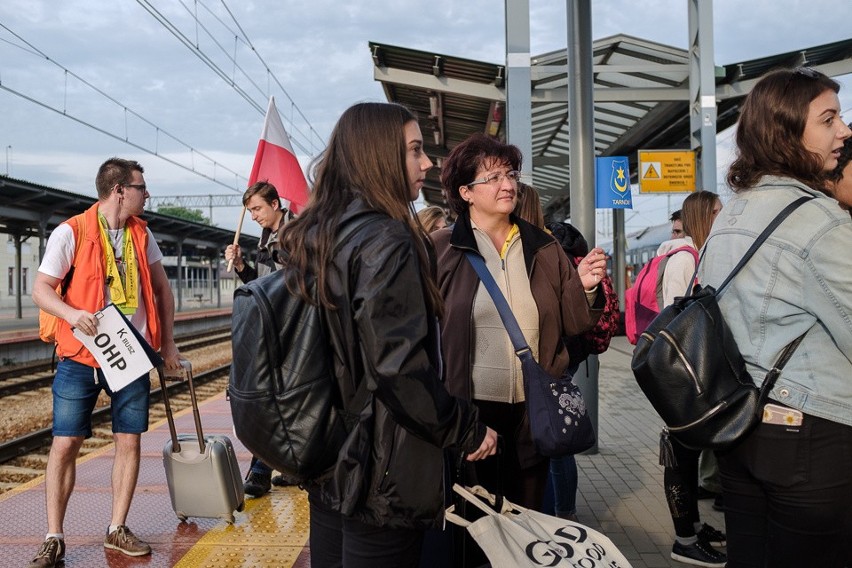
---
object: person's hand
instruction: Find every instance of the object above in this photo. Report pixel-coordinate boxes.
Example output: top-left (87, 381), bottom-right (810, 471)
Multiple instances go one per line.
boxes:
top-left (466, 427), bottom-right (498, 461)
top-left (160, 341), bottom-right (182, 370)
top-left (67, 309), bottom-right (98, 336)
top-left (225, 244), bottom-right (244, 271)
top-left (578, 247), bottom-right (608, 291)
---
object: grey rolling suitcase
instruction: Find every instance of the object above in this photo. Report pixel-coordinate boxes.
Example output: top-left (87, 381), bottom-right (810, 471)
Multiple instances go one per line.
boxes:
top-left (158, 360), bottom-right (244, 523)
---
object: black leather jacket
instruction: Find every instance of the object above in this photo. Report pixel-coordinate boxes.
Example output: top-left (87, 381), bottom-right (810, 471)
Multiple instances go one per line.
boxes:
top-left (308, 199), bottom-right (486, 529)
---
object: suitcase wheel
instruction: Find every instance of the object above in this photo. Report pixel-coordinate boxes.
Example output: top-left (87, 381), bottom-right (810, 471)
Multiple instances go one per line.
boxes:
top-left (222, 514), bottom-right (235, 524)
top-left (237, 502), bottom-right (244, 513)
top-left (176, 513), bottom-right (187, 522)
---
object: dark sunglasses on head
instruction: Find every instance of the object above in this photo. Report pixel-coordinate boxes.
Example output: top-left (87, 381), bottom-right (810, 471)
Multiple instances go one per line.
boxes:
top-left (793, 67), bottom-right (820, 79)
top-left (783, 66), bottom-right (823, 93)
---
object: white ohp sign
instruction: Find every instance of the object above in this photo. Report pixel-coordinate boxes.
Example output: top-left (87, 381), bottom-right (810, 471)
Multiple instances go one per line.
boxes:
top-left (72, 303), bottom-right (156, 391)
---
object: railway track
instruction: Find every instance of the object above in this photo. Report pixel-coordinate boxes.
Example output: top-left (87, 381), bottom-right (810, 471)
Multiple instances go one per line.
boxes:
top-left (0, 328), bottom-right (231, 398)
top-left (0, 363), bottom-right (232, 492)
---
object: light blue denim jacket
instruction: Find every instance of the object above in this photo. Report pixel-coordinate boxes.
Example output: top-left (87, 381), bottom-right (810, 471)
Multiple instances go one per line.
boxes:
top-left (698, 176), bottom-right (852, 427)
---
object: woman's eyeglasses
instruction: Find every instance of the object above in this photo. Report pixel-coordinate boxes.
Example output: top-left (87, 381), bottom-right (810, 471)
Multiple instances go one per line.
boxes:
top-left (466, 170), bottom-right (521, 188)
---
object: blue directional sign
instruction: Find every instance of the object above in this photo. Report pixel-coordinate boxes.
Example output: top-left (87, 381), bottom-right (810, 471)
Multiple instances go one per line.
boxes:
top-left (595, 156), bottom-right (633, 209)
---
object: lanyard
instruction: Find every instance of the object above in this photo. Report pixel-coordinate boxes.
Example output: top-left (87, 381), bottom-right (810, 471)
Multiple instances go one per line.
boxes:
top-left (97, 213), bottom-right (138, 315)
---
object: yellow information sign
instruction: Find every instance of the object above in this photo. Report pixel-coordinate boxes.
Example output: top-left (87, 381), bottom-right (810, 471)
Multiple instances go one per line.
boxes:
top-left (638, 150), bottom-right (696, 193)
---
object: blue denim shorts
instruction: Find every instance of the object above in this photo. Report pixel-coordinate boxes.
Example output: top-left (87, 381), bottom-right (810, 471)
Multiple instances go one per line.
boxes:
top-left (52, 358), bottom-right (150, 437)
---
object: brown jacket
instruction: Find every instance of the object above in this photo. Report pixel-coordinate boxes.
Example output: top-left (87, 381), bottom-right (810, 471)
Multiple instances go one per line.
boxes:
top-left (432, 213), bottom-right (603, 466)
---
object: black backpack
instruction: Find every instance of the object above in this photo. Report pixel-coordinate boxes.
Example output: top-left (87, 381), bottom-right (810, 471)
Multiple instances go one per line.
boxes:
top-left (631, 196), bottom-right (811, 454)
top-left (228, 215), bottom-right (374, 484)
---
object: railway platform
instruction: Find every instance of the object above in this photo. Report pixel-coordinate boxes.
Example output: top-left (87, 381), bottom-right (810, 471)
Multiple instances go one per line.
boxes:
top-left (0, 392), bottom-right (312, 568)
top-left (0, 337), bottom-right (726, 567)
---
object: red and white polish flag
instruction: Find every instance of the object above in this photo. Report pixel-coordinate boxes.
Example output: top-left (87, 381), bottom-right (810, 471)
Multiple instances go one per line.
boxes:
top-left (248, 96), bottom-right (310, 214)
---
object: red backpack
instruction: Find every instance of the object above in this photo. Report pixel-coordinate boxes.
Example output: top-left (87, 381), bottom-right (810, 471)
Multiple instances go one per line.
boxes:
top-left (624, 245), bottom-right (698, 344)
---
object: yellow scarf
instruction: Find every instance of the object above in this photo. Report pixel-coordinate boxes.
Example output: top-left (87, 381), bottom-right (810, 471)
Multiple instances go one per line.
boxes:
top-left (499, 224), bottom-right (520, 259)
top-left (98, 213), bottom-right (138, 315)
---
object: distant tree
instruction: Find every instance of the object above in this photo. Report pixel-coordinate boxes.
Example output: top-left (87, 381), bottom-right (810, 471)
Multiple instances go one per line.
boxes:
top-left (157, 205), bottom-right (211, 225)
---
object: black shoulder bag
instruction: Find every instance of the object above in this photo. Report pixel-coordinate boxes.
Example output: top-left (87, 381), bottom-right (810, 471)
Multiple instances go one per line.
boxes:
top-left (465, 251), bottom-right (595, 457)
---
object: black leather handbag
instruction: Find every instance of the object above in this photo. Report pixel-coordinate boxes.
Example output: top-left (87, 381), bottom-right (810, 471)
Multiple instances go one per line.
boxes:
top-left (631, 196), bottom-right (811, 452)
top-left (465, 252), bottom-right (596, 458)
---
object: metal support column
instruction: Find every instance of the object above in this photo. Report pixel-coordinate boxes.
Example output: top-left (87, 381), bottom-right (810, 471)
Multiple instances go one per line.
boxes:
top-left (566, 0), bottom-right (599, 453)
top-left (176, 241), bottom-right (184, 312)
top-left (38, 214), bottom-right (49, 260)
top-left (613, 209), bottom-right (626, 306)
top-left (688, 0), bottom-right (717, 193)
top-left (214, 254), bottom-right (222, 308)
top-left (504, 0), bottom-right (532, 162)
top-left (13, 232), bottom-right (23, 319)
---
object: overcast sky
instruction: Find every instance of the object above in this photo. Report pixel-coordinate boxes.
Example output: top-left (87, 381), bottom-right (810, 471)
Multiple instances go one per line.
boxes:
top-left (1, 0), bottom-right (850, 238)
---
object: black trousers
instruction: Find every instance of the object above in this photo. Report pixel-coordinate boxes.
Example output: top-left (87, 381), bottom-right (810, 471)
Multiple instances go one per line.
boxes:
top-left (473, 400), bottom-right (550, 510)
top-left (308, 495), bottom-right (424, 568)
top-left (719, 410), bottom-right (852, 567)
top-left (455, 400), bottom-right (549, 568)
top-left (664, 438), bottom-right (701, 538)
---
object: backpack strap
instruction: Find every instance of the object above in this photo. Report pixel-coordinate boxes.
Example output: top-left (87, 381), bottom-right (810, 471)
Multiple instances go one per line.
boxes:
top-left (758, 330), bottom-right (807, 403)
top-left (699, 195), bottom-right (813, 392)
top-left (58, 212), bottom-right (88, 295)
top-left (711, 195), bottom-right (814, 294)
top-left (655, 245), bottom-right (698, 298)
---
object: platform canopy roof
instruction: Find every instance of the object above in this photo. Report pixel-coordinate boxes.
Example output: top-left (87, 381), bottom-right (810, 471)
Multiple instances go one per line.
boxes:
top-left (370, 35), bottom-right (852, 220)
top-left (0, 175), bottom-right (258, 256)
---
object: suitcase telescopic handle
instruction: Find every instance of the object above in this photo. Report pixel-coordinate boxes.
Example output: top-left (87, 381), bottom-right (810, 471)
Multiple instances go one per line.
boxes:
top-left (182, 360), bottom-right (206, 453)
top-left (158, 359), bottom-right (205, 454)
top-left (156, 365), bottom-right (181, 452)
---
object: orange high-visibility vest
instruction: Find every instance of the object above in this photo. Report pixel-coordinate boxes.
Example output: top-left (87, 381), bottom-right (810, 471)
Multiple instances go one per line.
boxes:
top-left (54, 202), bottom-right (161, 367)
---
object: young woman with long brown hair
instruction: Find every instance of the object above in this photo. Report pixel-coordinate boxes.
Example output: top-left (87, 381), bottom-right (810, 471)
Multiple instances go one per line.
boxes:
top-left (279, 102), bottom-right (496, 568)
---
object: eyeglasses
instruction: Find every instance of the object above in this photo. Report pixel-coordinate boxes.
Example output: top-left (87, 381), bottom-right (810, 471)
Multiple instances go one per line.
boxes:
top-left (122, 183), bottom-right (147, 192)
top-left (466, 170), bottom-right (521, 188)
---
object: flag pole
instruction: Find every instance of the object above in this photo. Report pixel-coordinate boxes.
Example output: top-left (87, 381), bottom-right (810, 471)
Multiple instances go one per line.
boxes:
top-left (226, 206), bottom-right (247, 273)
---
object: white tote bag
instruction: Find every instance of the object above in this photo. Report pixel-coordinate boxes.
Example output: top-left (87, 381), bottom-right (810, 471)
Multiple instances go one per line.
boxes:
top-left (445, 484), bottom-right (633, 568)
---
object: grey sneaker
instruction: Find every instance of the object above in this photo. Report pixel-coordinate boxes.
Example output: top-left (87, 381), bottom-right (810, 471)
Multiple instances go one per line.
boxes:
top-left (28, 537), bottom-right (65, 568)
top-left (104, 525), bottom-right (151, 557)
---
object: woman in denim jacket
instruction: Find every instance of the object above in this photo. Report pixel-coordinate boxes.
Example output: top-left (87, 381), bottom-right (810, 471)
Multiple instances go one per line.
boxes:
top-left (699, 68), bottom-right (852, 567)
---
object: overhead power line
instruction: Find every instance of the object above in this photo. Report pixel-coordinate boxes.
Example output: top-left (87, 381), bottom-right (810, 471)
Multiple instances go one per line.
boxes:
top-left (218, 0), bottom-right (322, 154)
top-left (135, 0), bottom-right (321, 156)
top-left (0, 82), bottom-right (244, 192)
top-left (134, 0), bottom-right (264, 117)
top-left (1, 0), bottom-right (324, 193)
top-left (0, 22), bottom-right (247, 192)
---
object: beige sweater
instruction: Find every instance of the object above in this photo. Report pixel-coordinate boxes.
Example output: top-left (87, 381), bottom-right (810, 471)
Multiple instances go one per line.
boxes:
top-left (469, 222), bottom-right (539, 403)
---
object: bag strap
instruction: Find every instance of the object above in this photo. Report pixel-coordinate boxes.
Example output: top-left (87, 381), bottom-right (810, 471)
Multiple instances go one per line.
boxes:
top-left (464, 251), bottom-right (530, 356)
top-left (712, 195), bottom-right (813, 294)
top-left (57, 212), bottom-right (88, 296)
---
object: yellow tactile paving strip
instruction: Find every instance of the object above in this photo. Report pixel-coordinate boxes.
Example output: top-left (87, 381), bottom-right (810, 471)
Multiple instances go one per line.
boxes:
top-left (1, 390), bottom-right (312, 568)
top-left (174, 487), bottom-right (311, 568)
